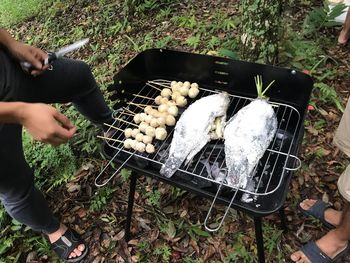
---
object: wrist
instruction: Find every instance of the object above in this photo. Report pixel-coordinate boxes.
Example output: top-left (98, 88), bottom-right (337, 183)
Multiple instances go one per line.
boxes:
top-left (0, 101), bottom-right (29, 124)
top-left (13, 102), bottom-right (29, 124)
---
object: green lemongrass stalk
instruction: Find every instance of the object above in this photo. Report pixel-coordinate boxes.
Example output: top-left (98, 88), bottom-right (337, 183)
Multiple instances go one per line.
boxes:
top-left (255, 75), bottom-right (275, 99)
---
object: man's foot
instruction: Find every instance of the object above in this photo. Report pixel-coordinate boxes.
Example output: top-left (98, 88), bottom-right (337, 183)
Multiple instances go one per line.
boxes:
top-left (48, 224), bottom-right (85, 259)
top-left (291, 230), bottom-right (348, 262)
top-left (300, 199), bottom-right (342, 227)
top-left (338, 28), bottom-right (350, 45)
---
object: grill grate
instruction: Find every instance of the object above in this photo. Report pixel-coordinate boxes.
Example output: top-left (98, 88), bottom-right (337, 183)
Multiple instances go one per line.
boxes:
top-left (97, 79), bottom-right (301, 199)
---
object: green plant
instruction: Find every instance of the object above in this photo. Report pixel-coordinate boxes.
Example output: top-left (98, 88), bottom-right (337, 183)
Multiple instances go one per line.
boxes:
top-left (226, 233), bottom-right (255, 262)
top-left (208, 12), bottom-right (237, 33)
top-left (90, 186), bottom-right (115, 212)
top-left (183, 257), bottom-right (201, 263)
top-left (0, 206), bottom-right (8, 228)
top-left (313, 82), bottom-right (345, 112)
top-left (159, 220), bottom-right (176, 239)
top-left (137, 240), bottom-right (150, 251)
top-left (314, 119), bottom-right (327, 130)
top-left (208, 36), bottom-right (221, 50)
top-left (0, 0), bottom-right (55, 26)
top-left (155, 36), bottom-right (173, 48)
top-left (180, 221), bottom-right (210, 241)
top-left (153, 243), bottom-right (172, 262)
top-left (303, 3), bottom-right (347, 35)
top-left (123, 0), bottom-right (175, 16)
top-left (145, 189), bottom-right (161, 208)
top-left (120, 168), bottom-right (132, 182)
top-left (281, 37), bottom-right (325, 70)
top-left (185, 35), bottom-right (201, 49)
top-left (178, 15), bottom-right (198, 29)
top-left (156, 6), bottom-right (172, 20)
top-left (23, 131), bottom-right (77, 191)
top-left (33, 236), bottom-right (52, 258)
top-left (262, 223), bottom-right (283, 255)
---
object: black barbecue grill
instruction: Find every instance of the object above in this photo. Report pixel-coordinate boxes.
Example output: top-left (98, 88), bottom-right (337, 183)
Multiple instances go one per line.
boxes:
top-left (97, 49), bottom-right (313, 263)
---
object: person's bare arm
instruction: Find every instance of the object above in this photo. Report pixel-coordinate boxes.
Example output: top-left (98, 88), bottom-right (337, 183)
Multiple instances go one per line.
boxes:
top-left (0, 28), bottom-right (48, 74)
top-left (0, 102), bottom-right (76, 146)
top-left (0, 30), bottom-right (75, 145)
top-left (0, 28), bottom-right (16, 50)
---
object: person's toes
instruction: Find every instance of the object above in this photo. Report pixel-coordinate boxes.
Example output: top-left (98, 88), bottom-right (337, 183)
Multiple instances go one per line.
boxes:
top-left (73, 248), bottom-right (82, 256)
top-left (290, 251), bottom-right (302, 262)
top-left (300, 199), bottom-right (316, 210)
top-left (78, 244), bottom-right (85, 252)
top-left (338, 30), bottom-right (350, 45)
top-left (299, 254), bottom-right (311, 263)
top-left (69, 251), bottom-right (77, 259)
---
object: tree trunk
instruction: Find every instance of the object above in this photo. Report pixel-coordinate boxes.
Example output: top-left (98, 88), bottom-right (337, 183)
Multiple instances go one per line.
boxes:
top-left (240, 0), bottom-right (282, 64)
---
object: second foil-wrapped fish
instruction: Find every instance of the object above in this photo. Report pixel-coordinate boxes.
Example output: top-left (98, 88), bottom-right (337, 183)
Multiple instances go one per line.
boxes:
top-left (224, 76), bottom-right (277, 188)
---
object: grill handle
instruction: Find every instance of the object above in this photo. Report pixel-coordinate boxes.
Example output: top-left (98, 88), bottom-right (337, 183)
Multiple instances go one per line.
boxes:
top-left (95, 152), bottom-right (134, 187)
top-left (204, 177), bottom-right (239, 232)
top-left (284, 154), bottom-right (301, 171)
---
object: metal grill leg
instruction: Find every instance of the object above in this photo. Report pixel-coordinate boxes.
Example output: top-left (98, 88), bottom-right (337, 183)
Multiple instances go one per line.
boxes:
top-left (125, 172), bottom-right (137, 242)
top-left (254, 217), bottom-right (265, 263)
top-left (279, 207), bottom-right (287, 231)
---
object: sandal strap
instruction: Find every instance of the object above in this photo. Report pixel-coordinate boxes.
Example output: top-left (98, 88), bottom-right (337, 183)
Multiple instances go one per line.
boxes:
top-left (299, 200), bottom-right (335, 229)
top-left (51, 228), bottom-right (84, 260)
top-left (301, 241), bottom-right (332, 263)
top-left (309, 200), bottom-right (333, 221)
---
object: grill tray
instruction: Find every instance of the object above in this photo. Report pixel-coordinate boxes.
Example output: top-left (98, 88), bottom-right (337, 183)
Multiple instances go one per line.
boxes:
top-left (101, 49), bottom-right (313, 217)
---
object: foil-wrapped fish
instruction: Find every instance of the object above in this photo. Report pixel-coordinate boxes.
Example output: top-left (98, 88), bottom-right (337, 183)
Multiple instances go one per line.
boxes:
top-left (224, 77), bottom-right (277, 188)
top-left (160, 92), bottom-right (230, 178)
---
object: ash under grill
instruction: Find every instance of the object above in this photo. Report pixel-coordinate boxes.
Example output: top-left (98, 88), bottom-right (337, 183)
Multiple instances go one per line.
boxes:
top-left (97, 79), bottom-right (301, 200)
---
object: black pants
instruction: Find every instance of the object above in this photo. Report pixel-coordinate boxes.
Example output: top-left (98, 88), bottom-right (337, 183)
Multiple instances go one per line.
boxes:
top-left (0, 50), bottom-right (112, 234)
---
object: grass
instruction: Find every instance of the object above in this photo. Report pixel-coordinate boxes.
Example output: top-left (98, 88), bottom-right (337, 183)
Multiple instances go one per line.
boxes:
top-left (0, 0), bottom-right (54, 27)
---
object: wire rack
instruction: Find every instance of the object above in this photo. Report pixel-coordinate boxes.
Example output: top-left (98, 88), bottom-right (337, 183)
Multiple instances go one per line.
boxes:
top-left (96, 79), bottom-right (302, 230)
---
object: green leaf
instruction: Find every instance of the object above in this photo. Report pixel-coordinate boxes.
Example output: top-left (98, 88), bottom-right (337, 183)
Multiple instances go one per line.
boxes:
top-left (165, 221), bottom-right (176, 239)
top-left (192, 226), bottom-right (210, 237)
top-left (218, 48), bottom-right (238, 59)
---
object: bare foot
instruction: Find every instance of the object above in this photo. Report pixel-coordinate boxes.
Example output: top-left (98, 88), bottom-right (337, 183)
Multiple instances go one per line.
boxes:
top-left (338, 28), bottom-right (350, 45)
top-left (291, 230), bottom-right (348, 262)
top-left (48, 224), bottom-right (85, 259)
top-left (300, 199), bottom-right (342, 227)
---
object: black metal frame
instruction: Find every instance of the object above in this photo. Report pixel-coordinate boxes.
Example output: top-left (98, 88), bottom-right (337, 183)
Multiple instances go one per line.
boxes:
top-left (102, 49), bottom-right (313, 263)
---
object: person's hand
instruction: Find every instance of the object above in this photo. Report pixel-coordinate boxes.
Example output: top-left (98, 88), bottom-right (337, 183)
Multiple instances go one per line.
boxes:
top-left (18, 103), bottom-right (76, 146)
top-left (8, 41), bottom-right (49, 75)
